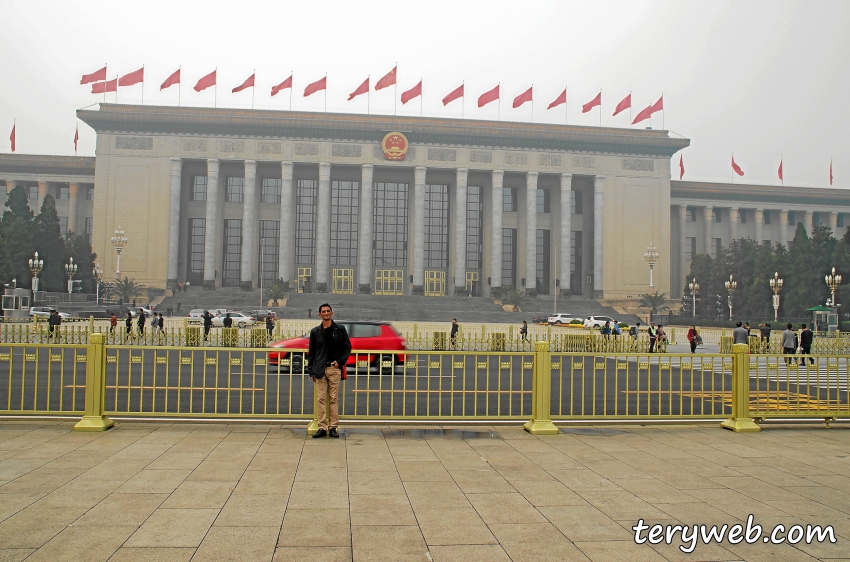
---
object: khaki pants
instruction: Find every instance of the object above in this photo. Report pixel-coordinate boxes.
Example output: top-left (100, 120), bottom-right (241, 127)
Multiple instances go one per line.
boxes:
top-left (315, 366), bottom-right (341, 430)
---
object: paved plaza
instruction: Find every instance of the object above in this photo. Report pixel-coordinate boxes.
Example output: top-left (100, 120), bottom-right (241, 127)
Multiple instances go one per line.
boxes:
top-left (0, 420), bottom-right (848, 561)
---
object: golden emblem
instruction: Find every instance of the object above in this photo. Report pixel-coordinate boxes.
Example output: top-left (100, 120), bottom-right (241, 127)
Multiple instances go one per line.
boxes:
top-left (382, 131), bottom-right (409, 161)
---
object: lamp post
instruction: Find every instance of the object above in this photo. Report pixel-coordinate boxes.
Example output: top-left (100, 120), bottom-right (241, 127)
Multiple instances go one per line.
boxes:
top-left (110, 226), bottom-right (128, 279)
top-left (64, 257), bottom-right (77, 294)
top-left (259, 238), bottom-right (264, 309)
top-left (644, 242), bottom-right (659, 288)
top-left (93, 263), bottom-right (103, 305)
top-left (825, 267), bottom-right (842, 307)
top-left (28, 252), bottom-right (43, 292)
top-left (724, 274), bottom-right (737, 320)
top-left (769, 271), bottom-right (783, 322)
top-left (688, 277), bottom-right (699, 319)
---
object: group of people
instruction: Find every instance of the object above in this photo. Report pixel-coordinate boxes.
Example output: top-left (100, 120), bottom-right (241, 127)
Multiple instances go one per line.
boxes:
top-left (108, 309), bottom-right (167, 337)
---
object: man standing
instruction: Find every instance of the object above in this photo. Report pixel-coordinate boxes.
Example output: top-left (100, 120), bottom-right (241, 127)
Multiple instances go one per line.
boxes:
top-left (177, 300), bottom-right (181, 313)
top-left (759, 322), bottom-right (772, 353)
top-left (733, 321), bottom-right (749, 345)
top-left (202, 310), bottom-right (213, 341)
top-left (782, 322), bottom-right (797, 365)
top-left (647, 322), bottom-right (657, 353)
top-left (519, 320), bottom-right (528, 341)
top-left (222, 313), bottom-right (233, 328)
top-left (799, 323), bottom-right (814, 365)
top-left (308, 304), bottom-right (351, 439)
top-left (266, 312), bottom-right (275, 340)
top-left (450, 318), bottom-right (459, 348)
top-left (48, 310), bottom-right (61, 339)
top-left (137, 308), bottom-right (146, 336)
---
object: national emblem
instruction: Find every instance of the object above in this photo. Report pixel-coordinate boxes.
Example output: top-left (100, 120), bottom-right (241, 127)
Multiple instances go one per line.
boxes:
top-left (382, 132), bottom-right (409, 161)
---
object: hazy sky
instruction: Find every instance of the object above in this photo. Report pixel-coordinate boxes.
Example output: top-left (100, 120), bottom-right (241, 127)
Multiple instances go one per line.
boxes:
top-left (1, 0), bottom-right (847, 188)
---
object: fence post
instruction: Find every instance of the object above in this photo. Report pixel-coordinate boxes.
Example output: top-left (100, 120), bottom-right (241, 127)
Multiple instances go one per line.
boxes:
top-left (74, 332), bottom-right (114, 432)
top-left (721, 343), bottom-right (761, 433)
top-left (524, 340), bottom-right (559, 435)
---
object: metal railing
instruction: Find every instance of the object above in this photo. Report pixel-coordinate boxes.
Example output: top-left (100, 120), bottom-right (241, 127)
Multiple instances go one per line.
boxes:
top-left (0, 343), bottom-right (88, 415)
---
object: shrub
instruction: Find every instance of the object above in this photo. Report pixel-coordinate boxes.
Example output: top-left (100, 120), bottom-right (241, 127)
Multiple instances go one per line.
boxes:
top-left (412, 285), bottom-right (424, 295)
top-left (202, 281), bottom-right (215, 290)
top-left (359, 284), bottom-right (371, 294)
top-left (525, 289), bottom-right (537, 298)
top-left (569, 319), bottom-right (583, 325)
top-left (240, 281), bottom-right (253, 291)
top-left (315, 282), bottom-right (328, 293)
top-left (618, 322), bottom-right (629, 328)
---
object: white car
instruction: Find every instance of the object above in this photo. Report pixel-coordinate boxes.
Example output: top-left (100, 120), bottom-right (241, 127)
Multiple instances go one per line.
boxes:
top-left (29, 306), bottom-right (71, 320)
top-left (584, 315), bottom-right (618, 329)
top-left (548, 313), bottom-right (575, 325)
top-left (212, 312), bottom-right (257, 328)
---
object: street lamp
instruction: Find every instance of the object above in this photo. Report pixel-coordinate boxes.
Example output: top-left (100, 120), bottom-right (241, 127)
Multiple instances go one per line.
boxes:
top-left (644, 242), bottom-right (659, 288)
top-left (64, 257), bottom-right (77, 294)
top-left (769, 272), bottom-right (783, 322)
top-left (28, 252), bottom-right (43, 292)
top-left (825, 267), bottom-right (842, 307)
top-left (111, 226), bottom-right (128, 279)
top-left (724, 274), bottom-right (737, 320)
top-left (688, 277), bottom-right (699, 318)
top-left (93, 263), bottom-right (103, 305)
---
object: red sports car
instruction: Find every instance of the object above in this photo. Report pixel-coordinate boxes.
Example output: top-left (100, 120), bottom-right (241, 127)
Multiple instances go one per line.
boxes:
top-left (268, 321), bottom-right (407, 373)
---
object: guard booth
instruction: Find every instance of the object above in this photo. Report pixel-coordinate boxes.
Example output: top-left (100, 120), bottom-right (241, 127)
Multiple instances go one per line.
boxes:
top-left (808, 305), bottom-right (838, 332)
top-left (2, 288), bottom-right (32, 319)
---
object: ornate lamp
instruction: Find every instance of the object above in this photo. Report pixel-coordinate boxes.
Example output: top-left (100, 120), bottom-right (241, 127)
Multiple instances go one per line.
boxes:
top-left (93, 263), bottom-right (103, 305)
top-left (724, 274), bottom-right (737, 320)
top-left (688, 277), bottom-right (699, 319)
top-left (28, 252), bottom-right (43, 292)
top-left (644, 242), bottom-right (659, 288)
top-left (769, 272), bottom-right (783, 322)
top-left (111, 226), bottom-right (128, 279)
top-left (64, 257), bottom-right (77, 294)
top-left (825, 267), bottom-right (842, 307)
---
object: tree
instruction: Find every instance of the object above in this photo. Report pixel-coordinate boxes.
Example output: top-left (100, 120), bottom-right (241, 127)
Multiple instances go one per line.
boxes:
top-left (831, 226), bottom-right (850, 307)
top-left (2, 185), bottom-right (34, 222)
top-left (64, 232), bottom-right (97, 293)
top-left (638, 291), bottom-right (668, 314)
top-left (264, 278), bottom-right (290, 301)
top-left (32, 195), bottom-right (66, 292)
top-left (502, 290), bottom-right (527, 311)
top-left (112, 277), bottom-right (145, 304)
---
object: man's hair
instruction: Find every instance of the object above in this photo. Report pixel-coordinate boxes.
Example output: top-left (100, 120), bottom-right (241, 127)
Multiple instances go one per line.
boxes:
top-left (787, 322), bottom-right (793, 329)
top-left (319, 303), bottom-right (332, 312)
top-left (736, 321), bottom-right (743, 327)
top-left (453, 318), bottom-right (457, 322)
top-left (802, 323), bottom-right (807, 329)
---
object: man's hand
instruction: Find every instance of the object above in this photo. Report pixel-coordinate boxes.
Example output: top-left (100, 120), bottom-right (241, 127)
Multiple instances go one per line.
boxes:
top-left (331, 361), bottom-right (338, 368)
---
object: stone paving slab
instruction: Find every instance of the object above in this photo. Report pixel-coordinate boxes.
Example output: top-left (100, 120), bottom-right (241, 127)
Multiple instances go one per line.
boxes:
top-left (0, 420), bottom-right (848, 561)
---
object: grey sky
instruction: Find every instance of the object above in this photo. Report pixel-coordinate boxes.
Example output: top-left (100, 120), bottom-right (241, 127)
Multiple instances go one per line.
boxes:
top-left (1, 0), bottom-right (847, 188)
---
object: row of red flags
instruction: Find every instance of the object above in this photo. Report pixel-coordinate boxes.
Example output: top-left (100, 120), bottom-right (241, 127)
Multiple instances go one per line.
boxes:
top-left (81, 65), bottom-right (667, 124)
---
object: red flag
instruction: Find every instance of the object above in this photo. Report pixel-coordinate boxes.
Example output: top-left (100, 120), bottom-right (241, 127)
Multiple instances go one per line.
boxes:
top-left (830, 160), bottom-right (834, 185)
top-left (547, 89), bottom-right (566, 110)
top-left (401, 81), bottom-right (422, 104)
top-left (650, 95), bottom-right (663, 114)
top-left (679, 154), bottom-right (685, 180)
top-left (91, 79), bottom-right (118, 94)
top-left (442, 84), bottom-right (464, 106)
top-left (613, 93), bottom-right (631, 116)
top-left (74, 126), bottom-right (79, 154)
top-left (582, 92), bottom-right (601, 113)
top-left (304, 76), bottom-right (327, 97)
top-left (348, 77), bottom-right (369, 100)
top-left (375, 66), bottom-right (397, 90)
top-left (271, 75), bottom-right (293, 97)
top-left (193, 70), bottom-right (217, 92)
top-left (512, 87), bottom-right (532, 109)
top-left (632, 104), bottom-right (653, 124)
top-left (160, 69), bottom-right (180, 90)
top-left (118, 67), bottom-right (144, 87)
top-left (478, 84), bottom-right (499, 107)
top-left (731, 155), bottom-right (744, 176)
top-left (232, 73), bottom-right (255, 93)
top-left (80, 66), bottom-right (107, 85)
top-left (778, 160), bottom-right (784, 183)
top-left (9, 123), bottom-right (15, 153)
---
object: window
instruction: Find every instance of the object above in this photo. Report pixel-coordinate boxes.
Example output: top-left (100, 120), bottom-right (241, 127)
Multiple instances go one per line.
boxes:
top-left (258, 221), bottom-right (280, 284)
top-left (788, 211), bottom-right (795, 225)
top-left (84, 217), bottom-right (93, 243)
top-left (261, 178), bottom-right (282, 204)
top-left (502, 187), bottom-right (517, 212)
top-left (59, 186), bottom-right (70, 200)
top-left (466, 186), bottom-right (483, 270)
top-left (27, 185), bottom-right (38, 199)
top-left (188, 218), bottom-right (205, 276)
top-left (762, 240), bottom-right (771, 247)
top-left (738, 210), bottom-right (747, 224)
top-left (191, 176), bottom-right (207, 201)
top-left (373, 182), bottom-right (408, 267)
top-left (536, 189), bottom-right (551, 213)
top-left (222, 219), bottom-right (242, 286)
top-left (295, 180), bottom-right (317, 265)
top-left (763, 210), bottom-right (771, 225)
top-left (571, 190), bottom-right (583, 214)
top-left (713, 209), bottom-right (721, 223)
top-left (59, 217), bottom-right (68, 237)
top-left (685, 237), bottom-right (696, 262)
top-left (570, 231), bottom-right (583, 295)
top-left (536, 229), bottom-right (550, 294)
top-left (330, 180), bottom-right (359, 266)
top-left (225, 177), bottom-right (244, 203)
top-left (712, 238), bottom-right (722, 258)
top-left (686, 207), bottom-right (696, 221)
top-left (86, 186), bottom-right (95, 201)
top-left (839, 214), bottom-right (845, 228)
top-left (501, 228), bottom-right (517, 288)
top-left (424, 184), bottom-right (449, 268)
top-left (812, 212), bottom-right (820, 226)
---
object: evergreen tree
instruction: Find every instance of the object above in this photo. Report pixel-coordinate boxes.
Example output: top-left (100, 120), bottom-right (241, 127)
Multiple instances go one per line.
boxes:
top-left (64, 233), bottom-right (97, 293)
top-left (831, 226), bottom-right (850, 308)
top-left (2, 185), bottom-right (34, 222)
top-left (32, 195), bottom-right (66, 292)
top-left (0, 217), bottom-right (34, 288)
top-left (784, 223), bottom-right (819, 316)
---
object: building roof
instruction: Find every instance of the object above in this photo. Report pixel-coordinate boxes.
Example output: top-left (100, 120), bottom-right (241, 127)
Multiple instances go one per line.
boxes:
top-left (671, 180), bottom-right (850, 207)
top-left (77, 103), bottom-right (690, 158)
top-left (0, 154), bottom-right (96, 177)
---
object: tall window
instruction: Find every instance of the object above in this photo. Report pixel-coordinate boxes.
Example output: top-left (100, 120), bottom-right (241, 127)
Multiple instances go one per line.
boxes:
top-left (713, 209), bottom-right (721, 223)
top-left (571, 191), bottom-right (583, 214)
top-left (685, 237), bottom-right (696, 262)
top-left (295, 180), bottom-right (317, 264)
top-left (222, 219), bottom-right (242, 286)
top-left (27, 185), bottom-right (38, 199)
top-left (788, 211), bottom-right (796, 225)
top-left (501, 228), bottom-right (517, 288)
top-left (373, 182), bottom-right (408, 267)
top-left (84, 217), bottom-right (93, 243)
top-left (330, 180), bottom-right (359, 266)
top-left (686, 207), bottom-right (696, 221)
top-left (424, 184), bottom-right (449, 268)
top-left (225, 177), bottom-right (244, 203)
top-left (258, 220), bottom-right (280, 284)
top-left (261, 178), bottom-right (281, 204)
top-left (839, 214), bottom-right (845, 228)
top-left (738, 210), bottom-right (747, 223)
top-left (59, 186), bottom-right (70, 200)
top-left (86, 186), bottom-right (95, 201)
top-left (536, 229), bottom-right (550, 294)
top-left (191, 176), bottom-right (207, 201)
top-left (502, 187), bottom-right (517, 212)
top-left (466, 186), bottom-right (483, 270)
top-left (712, 238), bottom-right (722, 258)
top-left (570, 231), bottom-right (583, 294)
top-left (763, 210), bottom-right (771, 224)
top-left (58, 217), bottom-right (68, 237)
top-left (189, 218), bottom-right (205, 278)
top-left (536, 189), bottom-right (551, 213)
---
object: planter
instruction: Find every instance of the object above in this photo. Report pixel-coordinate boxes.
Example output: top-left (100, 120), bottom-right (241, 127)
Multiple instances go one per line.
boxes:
top-left (502, 304), bottom-right (520, 312)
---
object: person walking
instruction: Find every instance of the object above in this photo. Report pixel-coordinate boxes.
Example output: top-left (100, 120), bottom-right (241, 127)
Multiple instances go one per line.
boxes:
top-left (782, 322), bottom-right (797, 365)
top-left (109, 313), bottom-right (117, 334)
top-left (799, 323), bottom-right (814, 365)
top-left (48, 310), bottom-right (61, 340)
top-left (150, 312), bottom-right (159, 333)
top-left (687, 325), bottom-right (699, 354)
top-left (177, 301), bottom-right (181, 313)
top-left (656, 324), bottom-right (667, 351)
top-left (308, 303), bottom-right (351, 439)
top-left (125, 311), bottom-right (133, 339)
top-left (759, 322), bottom-right (772, 353)
top-left (266, 313), bottom-right (275, 340)
top-left (202, 310), bottom-right (213, 341)
top-left (137, 308), bottom-right (147, 336)
top-left (733, 321), bottom-right (749, 347)
top-left (647, 322), bottom-right (657, 353)
top-left (158, 313), bottom-right (166, 333)
top-left (519, 320), bottom-right (528, 341)
top-left (450, 318), bottom-right (459, 348)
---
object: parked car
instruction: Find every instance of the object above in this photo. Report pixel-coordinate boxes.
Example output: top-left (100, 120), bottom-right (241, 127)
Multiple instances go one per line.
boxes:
top-left (212, 312), bottom-right (257, 328)
top-left (128, 307), bottom-right (155, 318)
top-left (584, 315), bottom-right (618, 329)
top-left (268, 321), bottom-right (407, 373)
top-left (548, 313), bottom-right (575, 325)
top-left (29, 306), bottom-right (71, 320)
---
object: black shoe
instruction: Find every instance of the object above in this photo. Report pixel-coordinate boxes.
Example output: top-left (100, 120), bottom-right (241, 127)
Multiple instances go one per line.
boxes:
top-left (329, 427), bottom-right (339, 438)
top-left (312, 429), bottom-right (327, 438)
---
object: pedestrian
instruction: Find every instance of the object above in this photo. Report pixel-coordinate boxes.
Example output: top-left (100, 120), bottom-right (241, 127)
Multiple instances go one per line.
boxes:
top-left (799, 323), bottom-right (814, 365)
top-left (656, 324), bottom-right (667, 350)
top-left (177, 282), bottom-right (183, 293)
top-left (647, 322), bottom-right (657, 353)
top-left (687, 325), bottom-right (699, 353)
top-left (519, 320), bottom-right (528, 341)
top-left (733, 321), bottom-right (749, 345)
top-left (308, 303), bottom-right (351, 439)
top-left (223, 313), bottom-right (233, 328)
top-left (782, 322), bottom-right (797, 365)
top-left (612, 322), bottom-right (622, 336)
top-left (158, 313), bottom-right (166, 333)
top-left (202, 310), bottom-right (213, 341)
top-left (450, 318), bottom-right (459, 348)
top-left (137, 308), bottom-right (147, 336)
top-left (109, 313), bottom-right (117, 334)
top-left (132, 299), bottom-right (136, 308)
top-left (601, 320), bottom-right (612, 336)
top-left (629, 322), bottom-right (641, 351)
top-left (759, 322), bottom-right (772, 353)
top-left (184, 281), bottom-right (190, 292)
top-left (177, 301), bottom-right (181, 313)
top-left (48, 310), bottom-right (61, 340)
top-left (125, 311), bottom-right (133, 338)
top-left (307, 308), bottom-right (312, 319)
top-left (266, 313), bottom-right (275, 340)
top-left (150, 312), bottom-right (159, 332)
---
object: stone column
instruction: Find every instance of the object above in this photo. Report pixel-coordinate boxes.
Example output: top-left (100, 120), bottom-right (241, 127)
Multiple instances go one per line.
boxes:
top-left (703, 206), bottom-right (713, 255)
top-left (453, 168), bottom-right (468, 294)
top-left (37, 181), bottom-right (48, 213)
top-left (203, 159), bottom-right (220, 284)
top-left (240, 160), bottom-right (257, 285)
top-left (316, 163), bottom-right (332, 287)
top-left (67, 183), bottom-right (80, 234)
top-left (412, 166), bottom-right (426, 289)
top-left (678, 205), bottom-right (687, 297)
top-left (755, 208), bottom-right (764, 243)
top-left (279, 162), bottom-right (294, 283)
top-left (559, 174), bottom-right (572, 295)
top-left (525, 172), bottom-right (538, 291)
top-left (166, 158), bottom-right (182, 285)
top-left (779, 210), bottom-right (789, 247)
top-left (357, 164), bottom-right (374, 291)
top-left (803, 211), bottom-right (813, 236)
top-left (829, 212), bottom-right (839, 235)
top-left (490, 170), bottom-right (504, 290)
top-left (729, 207), bottom-right (738, 241)
top-left (593, 175), bottom-right (604, 298)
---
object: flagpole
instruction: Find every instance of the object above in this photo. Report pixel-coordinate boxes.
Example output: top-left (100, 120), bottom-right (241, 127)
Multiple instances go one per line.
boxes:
top-left (324, 73), bottom-right (327, 112)
top-left (141, 65), bottom-right (145, 105)
top-left (629, 91), bottom-right (632, 126)
top-left (394, 62), bottom-right (398, 116)
top-left (565, 86), bottom-right (568, 125)
top-left (289, 71), bottom-right (293, 111)
top-left (462, 81), bottom-right (465, 119)
top-left (420, 78), bottom-right (423, 117)
top-left (498, 82), bottom-right (501, 120)
top-left (103, 63), bottom-right (107, 103)
top-left (781, 154), bottom-right (783, 185)
top-left (115, 76), bottom-right (119, 104)
top-left (252, 69), bottom-right (255, 109)
top-left (214, 67), bottom-right (218, 108)
top-left (530, 84), bottom-right (534, 123)
top-left (178, 66), bottom-right (181, 107)
top-left (367, 75), bottom-right (371, 115)
top-left (662, 93), bottom-right (665, 129)
top-left (598, 90), bottom-right (601, 127)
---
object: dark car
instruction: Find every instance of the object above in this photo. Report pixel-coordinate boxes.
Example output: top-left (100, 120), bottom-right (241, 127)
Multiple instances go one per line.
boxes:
top-left (268, 321), bottom-right (407, 373)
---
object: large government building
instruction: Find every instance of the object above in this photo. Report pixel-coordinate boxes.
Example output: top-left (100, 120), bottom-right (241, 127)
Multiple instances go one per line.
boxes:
top-left (1, 103), bottom-right (848, 309)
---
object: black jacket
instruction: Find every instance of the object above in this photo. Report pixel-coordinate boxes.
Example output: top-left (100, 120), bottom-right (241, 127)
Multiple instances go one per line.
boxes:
top-left (800, 328), bottom-right (813, 349)
top-left (307, 321), bottom-right (352, 378)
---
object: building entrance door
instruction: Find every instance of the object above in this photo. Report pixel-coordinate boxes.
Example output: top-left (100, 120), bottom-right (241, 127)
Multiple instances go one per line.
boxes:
top-left (332, 269), bottom-right (354, 294)
top-left (424, 270), bottom-right (446, 296)
top-left (374, 270), bottom-right (404, 295)
top-left (465, 271), bottom-right (479, 297)
top-left (297, 267), bottom-right (312, 293)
